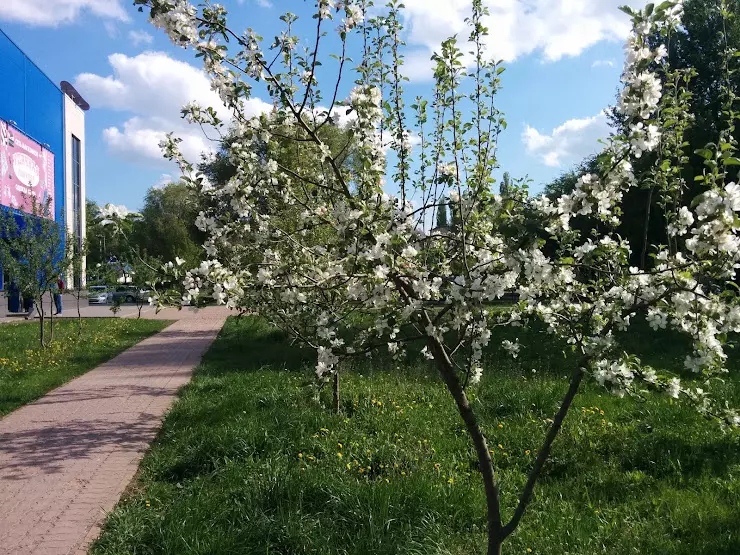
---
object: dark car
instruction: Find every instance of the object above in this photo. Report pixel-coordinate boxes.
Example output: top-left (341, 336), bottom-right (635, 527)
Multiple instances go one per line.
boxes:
top-left (110, 286), bottom-right (149, 304)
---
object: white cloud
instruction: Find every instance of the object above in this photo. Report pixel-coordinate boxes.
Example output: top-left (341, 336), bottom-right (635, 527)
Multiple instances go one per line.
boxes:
top-left (522, 111), bottom-right (610, 167)
top-left (400, 0), bottom-right (644, 80)
top-left (153, 173), bottom-right (176, 189)
top-left (592, 59), bottom-right (615, 68)
top-left (129, 30), bottom-right (154, 47)
top-left (102, 117), bottom-right (218, 165)
top-left (75, 51), bottom-right (271, 166)
top-left (402, 50), bottom-right (435, 82)
top-left (0, 0), bottom-right (128, 26)
top-left (104, 21), bottom-right (119, 38)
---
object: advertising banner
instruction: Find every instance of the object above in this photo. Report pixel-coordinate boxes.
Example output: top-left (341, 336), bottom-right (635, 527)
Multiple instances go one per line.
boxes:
top-left (0, 119), bottom-right (55, 219)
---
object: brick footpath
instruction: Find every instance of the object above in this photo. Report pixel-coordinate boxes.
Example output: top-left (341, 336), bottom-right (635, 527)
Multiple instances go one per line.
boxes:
top-left (0, 307), bottom-right (229, 555)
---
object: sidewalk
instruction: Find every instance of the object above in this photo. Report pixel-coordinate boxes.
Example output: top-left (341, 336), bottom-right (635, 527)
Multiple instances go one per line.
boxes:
top-left (0, 293), bottom-right (205, 322)
top-left (0, 306), bottom-right (230, 555)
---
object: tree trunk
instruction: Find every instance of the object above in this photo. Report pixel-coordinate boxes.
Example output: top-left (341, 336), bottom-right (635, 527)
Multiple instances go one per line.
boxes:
top-left (640, 188), bottom-right (654, 269)
top-left (77, 292), bottom-right (82, 335)
top-left (39, 309), bottom-right (45, 347)
top-left (49, 308), bottom-right (55, 344)
top-left (333, 371), bottom-right (340, 415)
top-left (501, 367), bottom-right (585, 540)
top-left (393, 277), bottom-right (506, 554)
top-left (426, 332), bottom-right (505, 553)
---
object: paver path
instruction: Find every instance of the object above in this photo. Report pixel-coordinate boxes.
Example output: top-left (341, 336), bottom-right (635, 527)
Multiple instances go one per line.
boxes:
top-left (0, 307), bottom-right (230, 555)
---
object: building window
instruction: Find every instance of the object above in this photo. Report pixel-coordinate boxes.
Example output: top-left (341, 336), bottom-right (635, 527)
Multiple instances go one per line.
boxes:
top-left (72, 135), bottom-right (82, 287)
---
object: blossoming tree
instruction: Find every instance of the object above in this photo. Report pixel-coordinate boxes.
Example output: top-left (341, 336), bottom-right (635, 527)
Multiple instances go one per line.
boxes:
top-left (132, 0), bottom-right (739, 552)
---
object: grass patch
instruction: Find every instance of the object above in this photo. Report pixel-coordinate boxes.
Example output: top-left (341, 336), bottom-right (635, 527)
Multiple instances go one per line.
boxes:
top-left (0, 318), bottom-right (171, 416)
top-left (92, 316), bottom-right (740, 555)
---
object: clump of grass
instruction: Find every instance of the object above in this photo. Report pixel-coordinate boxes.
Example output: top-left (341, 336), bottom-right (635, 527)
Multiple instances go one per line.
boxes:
top-left (92, 317), bottom-right (740, 555)
top-left (0, 318), bottom-right (171, 416)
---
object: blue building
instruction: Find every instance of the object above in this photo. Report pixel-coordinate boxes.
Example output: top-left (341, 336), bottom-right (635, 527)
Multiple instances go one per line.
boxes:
top-left (0, 28), bottom-right (88, 291)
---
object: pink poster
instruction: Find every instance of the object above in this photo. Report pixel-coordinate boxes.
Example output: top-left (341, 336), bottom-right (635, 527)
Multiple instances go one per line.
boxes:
top-left (0, 119), bottom-right (55, 219)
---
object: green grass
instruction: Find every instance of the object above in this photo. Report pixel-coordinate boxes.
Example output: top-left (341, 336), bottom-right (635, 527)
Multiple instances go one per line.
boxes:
top-left (0, 318), bottom-right (172, 416)
top-left (92, 316), bottom-right (740, 555)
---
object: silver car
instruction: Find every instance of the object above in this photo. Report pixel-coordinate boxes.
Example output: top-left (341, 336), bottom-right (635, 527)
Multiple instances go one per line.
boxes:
top-left (88, 286), bottom-right (111, 305)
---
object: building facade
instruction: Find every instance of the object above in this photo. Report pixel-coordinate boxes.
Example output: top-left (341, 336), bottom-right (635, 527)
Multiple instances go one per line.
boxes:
top-left (0, 28), bottom-right (87, 289)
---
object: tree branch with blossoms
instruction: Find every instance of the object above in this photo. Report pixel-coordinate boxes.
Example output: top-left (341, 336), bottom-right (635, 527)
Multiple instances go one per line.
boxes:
top-left (123, 0), bottom-right (740, 553)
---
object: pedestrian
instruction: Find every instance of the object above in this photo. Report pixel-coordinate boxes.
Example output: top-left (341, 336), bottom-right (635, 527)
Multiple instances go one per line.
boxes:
top-left (54, 276), bottom-right (65, 315)
top-left (23, 291), bottom-right (34, 320)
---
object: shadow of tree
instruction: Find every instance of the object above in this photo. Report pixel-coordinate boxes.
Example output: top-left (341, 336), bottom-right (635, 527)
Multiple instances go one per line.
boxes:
top-left (0, 413), bottom-right (163, 477)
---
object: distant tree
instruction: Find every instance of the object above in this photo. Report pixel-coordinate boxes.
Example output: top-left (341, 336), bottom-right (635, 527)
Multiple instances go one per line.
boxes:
top-left (127, 251), bottom-right (162, 318)
top-left (86, 200), bottom-right (137, 280)
top-left (544, 156), bottom-right (599, 200)
top-left (450, 200), bottom-right (462, 230)
top-left (499, 172), bottom-right (512, 196)
top-left (131, 182), bottom-right (205, 266)
top-left (67, 236), bottom-right (88, 333)
top-left (543, 0), bottom-right (740, 269)
top-left (85, 199), bottom-right (106, 269)
top-left (435, 202), bottom-right (449, 228)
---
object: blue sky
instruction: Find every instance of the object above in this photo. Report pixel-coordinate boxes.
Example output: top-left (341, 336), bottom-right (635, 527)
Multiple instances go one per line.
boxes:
top-left (0, 0), bottom-right (641, 210)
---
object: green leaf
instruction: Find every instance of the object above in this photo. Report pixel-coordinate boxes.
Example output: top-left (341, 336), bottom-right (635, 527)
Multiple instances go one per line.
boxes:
top-left (723, 157), bottom-right (740, 166)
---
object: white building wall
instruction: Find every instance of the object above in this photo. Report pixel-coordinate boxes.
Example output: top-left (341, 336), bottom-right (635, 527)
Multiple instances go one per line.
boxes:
top-left (63, 95), bottom-right (86, 286)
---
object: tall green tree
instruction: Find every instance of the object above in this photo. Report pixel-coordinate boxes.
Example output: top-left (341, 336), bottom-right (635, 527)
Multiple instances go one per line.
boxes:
top-left (435, 202), bottom-right (449, 228)
top-left (543, 0), bottom-right (740, 268)
top-left (131, 182), bottom-right (205, 266)
top-left (499, 171), bottom-right (512, 196)
top-left (85, 199), bottom-right (106, 268)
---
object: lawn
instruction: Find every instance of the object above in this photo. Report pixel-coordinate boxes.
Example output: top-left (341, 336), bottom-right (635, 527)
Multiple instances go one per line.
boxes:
top-left (0, 318), bottom-right (172, 416)
top-left (92, 316), bottom-right (740, 555)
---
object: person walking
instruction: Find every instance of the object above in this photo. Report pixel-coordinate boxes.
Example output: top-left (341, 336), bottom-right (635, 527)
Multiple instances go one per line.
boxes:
top-left (23, 290), bottom-right (34, 320)
top-left (54, 276), bottom-right (65, 315)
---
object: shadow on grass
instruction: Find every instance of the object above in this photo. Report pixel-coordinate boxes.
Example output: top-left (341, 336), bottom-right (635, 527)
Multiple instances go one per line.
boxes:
top-left (198, 317), bottom-right (312, 376)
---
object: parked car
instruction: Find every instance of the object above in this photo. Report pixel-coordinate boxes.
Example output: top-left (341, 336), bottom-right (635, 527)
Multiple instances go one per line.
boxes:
top-left (110, 286), bottom-right (151, 304)
top-left (88, 285), bottom-right (111, 305)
